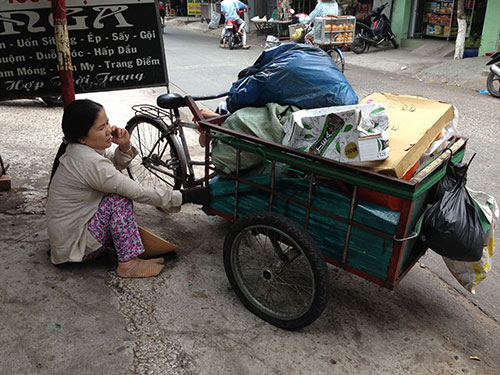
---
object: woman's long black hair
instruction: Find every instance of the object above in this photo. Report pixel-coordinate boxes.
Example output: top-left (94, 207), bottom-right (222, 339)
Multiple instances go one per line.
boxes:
top-left (49, 99), bottom-right (104, 184)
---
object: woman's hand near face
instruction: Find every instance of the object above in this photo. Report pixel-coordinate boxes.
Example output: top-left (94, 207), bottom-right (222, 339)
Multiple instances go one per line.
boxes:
top-left (111, 126), bottom-right (131, 151)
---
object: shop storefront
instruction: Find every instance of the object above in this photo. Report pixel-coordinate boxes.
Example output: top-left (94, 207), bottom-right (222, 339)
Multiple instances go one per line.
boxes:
top-left (287, 0), bottom-right (390, 21)
top-left (392, 0), bottom-right (499, 56)
top-left (412, 0), bottom-right (487, 40)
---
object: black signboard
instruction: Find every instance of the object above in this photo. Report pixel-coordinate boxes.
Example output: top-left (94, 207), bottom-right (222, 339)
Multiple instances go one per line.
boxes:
top-left (0, 0), bottom-right (168, 99)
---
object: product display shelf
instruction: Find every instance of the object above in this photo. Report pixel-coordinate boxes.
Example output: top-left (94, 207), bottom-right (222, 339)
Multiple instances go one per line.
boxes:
top-left (423, 0), bottom-right (475, 39)
top-left (313, 15), bottom-right (356, 45)
top-left (423, 0), bottom-right (455, 39)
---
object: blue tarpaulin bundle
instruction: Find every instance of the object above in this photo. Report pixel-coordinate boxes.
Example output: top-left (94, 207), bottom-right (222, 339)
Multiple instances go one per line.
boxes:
top-left (226, 44), bottom-right (359, 113)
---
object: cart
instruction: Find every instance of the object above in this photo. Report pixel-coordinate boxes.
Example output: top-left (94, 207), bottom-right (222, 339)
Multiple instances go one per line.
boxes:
top-left (312, 15), bottom-right (356, 47)
top-left (198, 116), bottom-right (467, 331)
top-left (288, 16), bottom-right (356, 73)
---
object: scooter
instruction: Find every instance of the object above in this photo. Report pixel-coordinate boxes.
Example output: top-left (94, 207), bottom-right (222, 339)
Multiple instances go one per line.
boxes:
top-left (222, 18), bottom-right (243, 50)
top-left (486, 50), bottom-right (500, 98)
top-left (350, 2), bottom-right (398, 54)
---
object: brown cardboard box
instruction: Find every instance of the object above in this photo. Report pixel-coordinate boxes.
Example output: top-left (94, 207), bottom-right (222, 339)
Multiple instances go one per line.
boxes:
top-left (359, 93), bottom-right (454, 178)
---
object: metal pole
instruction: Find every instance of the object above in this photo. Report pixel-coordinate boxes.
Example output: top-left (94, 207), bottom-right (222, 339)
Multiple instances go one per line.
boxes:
top-left (51, 0), bottom-right (75, 107)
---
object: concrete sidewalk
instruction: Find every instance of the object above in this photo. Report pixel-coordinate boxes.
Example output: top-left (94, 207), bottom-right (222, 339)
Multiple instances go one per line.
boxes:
top-left (1, 22), bottom-right (498, 375)
top-left (171, 17), bottom-right (491, 92)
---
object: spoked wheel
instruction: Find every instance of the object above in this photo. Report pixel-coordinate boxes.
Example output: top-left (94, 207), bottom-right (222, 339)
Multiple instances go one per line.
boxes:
top-left (126, 116), bottom-right (184, 189)
top-left (327, 48), bottom-right (345, 73)
top-left (223, 212), bottom-right (329, 331)
top-left (487, 70), bottom-right (500, 98)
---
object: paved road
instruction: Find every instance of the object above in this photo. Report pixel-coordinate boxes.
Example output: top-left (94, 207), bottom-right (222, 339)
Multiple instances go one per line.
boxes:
top-left (1, 25), bottom-right (499, 375)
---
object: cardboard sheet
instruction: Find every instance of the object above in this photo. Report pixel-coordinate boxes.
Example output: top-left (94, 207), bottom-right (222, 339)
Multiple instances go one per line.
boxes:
top-left (359, 93), bottom-right (454, 178)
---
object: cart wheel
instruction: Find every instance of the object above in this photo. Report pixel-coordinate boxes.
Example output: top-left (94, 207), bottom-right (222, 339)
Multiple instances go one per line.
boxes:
top-left (223, 212), bottom-right (328, 330)
top-left (327, 48), bottom-right (345, 73)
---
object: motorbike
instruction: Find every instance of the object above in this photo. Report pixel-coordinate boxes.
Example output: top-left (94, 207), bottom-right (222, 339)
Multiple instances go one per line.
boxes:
top-left (350, 2), bottom-right (398, 54)
top-left (222, 8), bottom-right (247, 50)
top-left (1, 95), bottom-right (63, 106)
top-left (486, 50), bottom-right (500, 98)
top-left (222, 18), bottom-right (243, 50)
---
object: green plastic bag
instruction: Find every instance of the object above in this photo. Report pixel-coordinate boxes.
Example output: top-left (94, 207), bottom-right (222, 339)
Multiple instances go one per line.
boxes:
top-left (212, 103), bottom-right (298, 174)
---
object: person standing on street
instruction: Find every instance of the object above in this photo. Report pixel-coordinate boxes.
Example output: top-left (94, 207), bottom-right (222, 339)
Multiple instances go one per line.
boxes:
top-left (220, 0), bottom-right (250, 49)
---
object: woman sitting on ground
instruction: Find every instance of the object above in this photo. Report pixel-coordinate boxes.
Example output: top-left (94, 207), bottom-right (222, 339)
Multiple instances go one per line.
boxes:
top-left (46, 99), bottom-right (209, 278)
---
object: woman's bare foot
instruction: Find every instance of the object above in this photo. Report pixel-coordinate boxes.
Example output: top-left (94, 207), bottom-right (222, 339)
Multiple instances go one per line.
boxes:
top-left (116, 257), bottom-right (164, 278)
top-left (149, 257), bottom-right (165, 264)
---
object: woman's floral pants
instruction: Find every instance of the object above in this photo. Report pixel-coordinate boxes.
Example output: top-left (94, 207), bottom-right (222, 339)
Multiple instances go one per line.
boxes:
top-left (84, 194), bottom-right (145, 262)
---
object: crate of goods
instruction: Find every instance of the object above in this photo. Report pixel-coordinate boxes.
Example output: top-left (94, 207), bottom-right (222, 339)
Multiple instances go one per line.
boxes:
top-left (313, 15), bottom-right (356, 45)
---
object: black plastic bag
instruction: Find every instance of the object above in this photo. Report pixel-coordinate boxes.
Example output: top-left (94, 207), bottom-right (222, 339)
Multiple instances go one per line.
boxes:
top-left (420, 158), bottom-right (485, 262)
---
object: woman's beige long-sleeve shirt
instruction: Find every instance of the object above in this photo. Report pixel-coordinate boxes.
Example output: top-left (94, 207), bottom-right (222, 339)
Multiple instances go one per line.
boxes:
top-left (46, 143), bottom-right (182, 264)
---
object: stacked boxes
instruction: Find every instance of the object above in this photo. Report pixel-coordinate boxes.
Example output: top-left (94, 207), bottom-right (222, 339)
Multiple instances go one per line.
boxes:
top-left (282, 103), bottom-right (390, 164)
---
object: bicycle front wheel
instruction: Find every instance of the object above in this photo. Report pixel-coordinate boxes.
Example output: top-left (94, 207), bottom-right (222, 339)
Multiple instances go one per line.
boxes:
top-left (126, 116), bottom-right (184, 189)
top-left (327, 48), bottom-right (345, 73)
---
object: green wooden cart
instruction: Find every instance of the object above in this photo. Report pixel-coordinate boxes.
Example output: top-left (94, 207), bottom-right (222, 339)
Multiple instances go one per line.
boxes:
top-left (198, 118), bottom-right (467, 331)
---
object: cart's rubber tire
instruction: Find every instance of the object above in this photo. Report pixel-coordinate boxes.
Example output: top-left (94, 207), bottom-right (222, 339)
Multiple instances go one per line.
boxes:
top-left (486, 70), bottom-right (500, 98)
top-left (350, 35), bottom-right (367, 54)
top-left (223, 211), bottom-right (328, 331)
top-left (126, 115), bottom-right (184, 189)
top-left (327, 48), bottom-right (345, 73)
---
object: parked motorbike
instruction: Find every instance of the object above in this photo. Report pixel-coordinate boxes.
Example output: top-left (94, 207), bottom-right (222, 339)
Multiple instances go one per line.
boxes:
top-left (486, 50), bottom-right (500, 98)
top-left (222, 18), bottom-right (243, 50)
top-left (1, 95), bottom-right (63, 106)
top-left (350, 2), bottom-right (398, 54)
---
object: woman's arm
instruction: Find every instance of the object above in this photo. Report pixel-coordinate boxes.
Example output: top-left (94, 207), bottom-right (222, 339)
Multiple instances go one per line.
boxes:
top-left (304, 3), bottom-right (321, 24)
top-left (84, 157), bottom-right (182, 210)
top-left (104, 126), bottom-right (137, 170)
